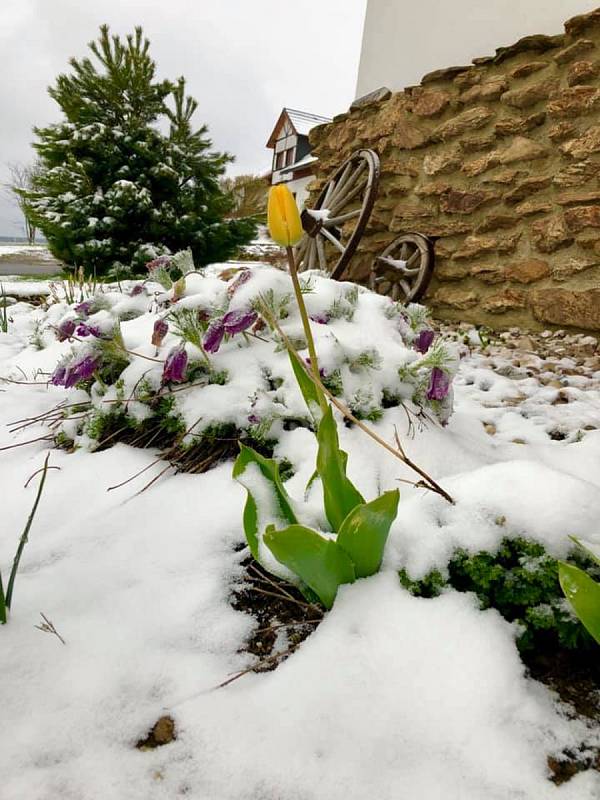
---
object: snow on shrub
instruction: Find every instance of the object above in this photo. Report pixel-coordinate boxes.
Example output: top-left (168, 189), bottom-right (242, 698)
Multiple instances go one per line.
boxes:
top-left (36, 261), bottom-right (458, 454)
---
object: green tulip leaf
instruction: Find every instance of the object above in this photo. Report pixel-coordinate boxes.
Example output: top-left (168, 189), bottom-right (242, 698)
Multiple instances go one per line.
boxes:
top-left (288, 347), bottom-right (324, 425)
top-left (558, 561), bottom-right (600, 645)
top-left (264, 523), bottom-right (356, 609)
top-left (316, 406), bottom-right (364, 531)
top-left (233, 445), bottom-right (297, 559)
top-left (337, 490), bottom-right (400, 578)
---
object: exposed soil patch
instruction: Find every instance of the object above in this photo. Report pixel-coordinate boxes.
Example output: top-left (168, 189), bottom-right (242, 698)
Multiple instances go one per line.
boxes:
top-left (136, 715), bottom-right (176, 750)
top-left (526, 646), bottom-right (600, 722)
top-left (524, 645), bottom-right (600, 784)
top-left (230, 554), bottom-right (323, 671)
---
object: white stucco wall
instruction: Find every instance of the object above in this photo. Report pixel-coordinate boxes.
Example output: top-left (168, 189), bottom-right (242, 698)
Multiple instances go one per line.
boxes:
top-left (356, 0), bottom-right (600, 98)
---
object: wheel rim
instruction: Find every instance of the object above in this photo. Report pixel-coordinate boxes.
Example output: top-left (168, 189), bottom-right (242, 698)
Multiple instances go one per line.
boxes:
top-left (295, 149), bottom-right (380, 280)
top-left (370, 233), bottom-right (435, 303)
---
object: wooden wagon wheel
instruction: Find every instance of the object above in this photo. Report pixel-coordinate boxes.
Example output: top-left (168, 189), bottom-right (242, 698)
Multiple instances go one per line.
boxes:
top-left (369, 233), bottom-right (435, 303)
top-left (294, 149), bottom-right (380, 280)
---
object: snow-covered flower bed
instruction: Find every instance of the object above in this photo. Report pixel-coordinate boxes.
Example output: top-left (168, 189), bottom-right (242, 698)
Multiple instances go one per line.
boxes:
top-left (2, 264), bottom-right (458, 457)
top-left (2, 264), bottom-right (600, 798)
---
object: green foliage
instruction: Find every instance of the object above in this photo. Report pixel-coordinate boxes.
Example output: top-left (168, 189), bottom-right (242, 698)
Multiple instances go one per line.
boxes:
top-left (559, 537), bottom-right (600, 645)
top-left (1, 455), bottom-right (51, 625)
top-left (21, 25), bottom-right (256, 276)
top-left (400, 537), bottom-right (599, 651)
top-left (336, 491), bottom-right (399, 579)
top-left (264, 524), bottom-right (356, 610)
top-left (316, 407), bottom-right (365, 531)
top-left (288, 348), bottom-right (324, 426)
top-left (232, 445), bottom-right (298, 560)
top-left (233, 405), bottom-right (398, 608)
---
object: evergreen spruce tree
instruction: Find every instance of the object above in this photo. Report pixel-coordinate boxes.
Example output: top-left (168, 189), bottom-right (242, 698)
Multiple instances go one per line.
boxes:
top-left (21, 26), bottom-right (256, 276)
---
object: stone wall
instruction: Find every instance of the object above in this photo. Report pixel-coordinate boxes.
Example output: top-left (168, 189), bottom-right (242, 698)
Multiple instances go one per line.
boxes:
top-left (308, 7), bottom-right (600, 331)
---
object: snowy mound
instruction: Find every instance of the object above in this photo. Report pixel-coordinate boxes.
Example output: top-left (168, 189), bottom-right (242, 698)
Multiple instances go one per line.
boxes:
top-left (4, 265), bottom-right (458, 454)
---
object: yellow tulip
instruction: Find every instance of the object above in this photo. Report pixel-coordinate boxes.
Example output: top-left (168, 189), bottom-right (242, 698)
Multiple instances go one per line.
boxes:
top-left (267, 184), bottom-right (303, 247)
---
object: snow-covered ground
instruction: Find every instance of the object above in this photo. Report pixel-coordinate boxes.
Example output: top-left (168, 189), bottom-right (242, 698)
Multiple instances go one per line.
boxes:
top-left (0, 271), bottom-right (599, 799)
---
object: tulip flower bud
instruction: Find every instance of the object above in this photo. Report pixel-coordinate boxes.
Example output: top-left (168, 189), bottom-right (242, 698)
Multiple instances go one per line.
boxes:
top-left (267, 185), bottom-right (303, 248)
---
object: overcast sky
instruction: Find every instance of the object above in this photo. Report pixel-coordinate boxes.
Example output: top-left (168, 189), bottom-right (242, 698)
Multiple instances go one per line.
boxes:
top-left (0, 0), bottom-right (367, 236)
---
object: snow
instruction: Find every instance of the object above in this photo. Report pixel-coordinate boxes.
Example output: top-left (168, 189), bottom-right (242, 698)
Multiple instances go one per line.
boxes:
top-left (0, 269), bottom-right (599, 798)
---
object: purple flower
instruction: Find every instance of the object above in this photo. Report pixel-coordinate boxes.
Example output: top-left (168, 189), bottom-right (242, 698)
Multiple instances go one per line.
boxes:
top-left (146, 255), bottom-right (172, 272)
top-left (247, 413), bottom-right (261, 425)
top-left (75, 322), bottom-right (103, 338)
top-left (223, 309), bottom-right (258, 335)
top-left (426, 367), bottom-right (450, 401)
top-left (56, 319), bottom-right (76, 342)
top-left (203, 319), bottom-right (225, 354)
top-left (227, 270), bottom-right (252, 297)
top-left (57, 355), bottom-right (100, 388)
top-left (50, 364), bottom-right (67, 386)
top-left (152, 318), bottom-right (169, 347)
top-left (162, 346), bottom-right (188, 383)
top-left (310, 313), bottom-right (329, 325)
top-left (75, 300), bottom-right (92, 317)
top-left (414, 329), bottom-right (435, 354)
top-left (130, 284), bottom-right (144, 296)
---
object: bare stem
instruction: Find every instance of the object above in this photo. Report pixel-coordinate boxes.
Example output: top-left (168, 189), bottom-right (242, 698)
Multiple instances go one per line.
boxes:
top-left (285, 246), bottom-right (327, 414)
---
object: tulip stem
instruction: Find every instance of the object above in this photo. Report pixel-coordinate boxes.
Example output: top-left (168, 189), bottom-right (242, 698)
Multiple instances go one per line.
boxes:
top-left (285, 246), bottom-right (327, 414)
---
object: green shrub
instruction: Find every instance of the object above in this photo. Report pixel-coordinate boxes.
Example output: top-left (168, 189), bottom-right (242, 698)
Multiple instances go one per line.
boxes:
top-left (399, 537), bottom-right (600, 651)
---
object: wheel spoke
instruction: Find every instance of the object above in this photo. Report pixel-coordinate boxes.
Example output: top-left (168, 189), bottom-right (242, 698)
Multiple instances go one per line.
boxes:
top-left (307, 239), bottom-right (317, 270)
top-left (406, 249), bottom-right (422, 268)
top-left (319, 227), bottom-right (346, 254)
top-left (330, 179), bottom-right (367, 215)
top-left (325, 209), bottom-right (361, 226)
top-left (316, 234), bottom-right (327, 271)
top-left (399, 279), bottom-right (412, 297)
top-left (327, 160), bottom-right (365, 209)
top-left (294, 237), bottom-right (308, 263)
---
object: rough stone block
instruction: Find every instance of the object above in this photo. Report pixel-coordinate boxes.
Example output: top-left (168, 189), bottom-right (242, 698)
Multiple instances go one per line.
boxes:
top-left (547, 86), bottom-right (600, 117)
top-left (560, 125), bottom-right (600, 158)
top-left (411, 89), bottom-right (452, 117)
top-left (476, 213), bottom-right (520, 233)
top-left (553, 158), bottom-right (600, 186)
top-left (552, 255), bottom-right (600, 280)
top-left (439, 189), bottom-right (498, 214)
top-left (509, 61), bottom-right (550, 79)
top-left (494, 112), bottom-right (546, 137)
top-left (431, 288), bottom-right (479, 309)
top-left (431, 107), bottom-right (494, 142)
top-left (460, 77), bottom-right (508, 104)
top-left (563, 205), bottom-right (600, 231)
top-left (453, 232), bottom-right (521, 259)
top-left (531, 288), bottom-right (600, 330)
top-left (423, 147), bottom-right (462, 175)
top-left (530, 215), bottom-right (574, 252)
top-left (567, 60), bottom-right (600, 86)
top-left (458, 133), bottom-right (497, 152)
top-left (565, 8), bottom-right (600, 36)
top-left (547, 121), bottom-right (578, 142)
top-left (498, 136), bottom-right (549, 164)
top-left (501, 79), bottom-right (559, 109)
top-left (515, 199), bottom-right (553, 216)
top-left (482, 289), bottom-right (527, 312)
top-left (471, 263), bottom-right (506, 284)
top-left (553, 38), bottom-right (595, 65)
top-left (504, 175), bottom-right (552, 203)
top-left (556, 189), bottom-right (600, 205)
top-left (505, 258), bottom-right (550, 283)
